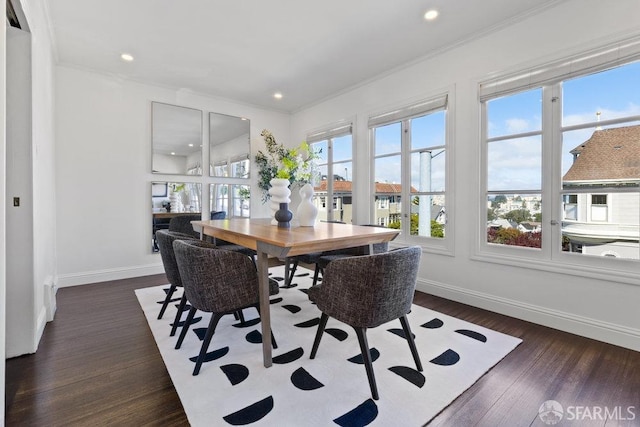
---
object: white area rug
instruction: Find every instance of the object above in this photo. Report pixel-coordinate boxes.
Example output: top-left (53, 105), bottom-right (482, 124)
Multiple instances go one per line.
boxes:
top-left (135, 266), bottom-right (521, 426)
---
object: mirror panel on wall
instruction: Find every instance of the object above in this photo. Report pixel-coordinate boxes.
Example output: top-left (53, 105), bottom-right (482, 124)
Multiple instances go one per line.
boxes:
top-left (210, 184), bottom-right (251, 219)
top-left (152, 102), bottom-right (203, 175)
top-left (209, 113), bottom-right (250, 178)
top-left (151, 181), bottom-right (202, 252)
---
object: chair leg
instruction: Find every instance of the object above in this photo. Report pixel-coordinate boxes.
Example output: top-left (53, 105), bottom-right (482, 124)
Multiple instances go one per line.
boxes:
top-left (175, 307), bottom-right (197, 349)
top-left (399, 315), bottom-right (423, 371)
top-left (193, 313), bottom-right (223, 376)
top-left (285, 259), bottom-right (299, 287)
top-left (170, 294), bottom-right (188, 337)
top-left (354, 327), bottom-right (379, 400)
top-left (310, 313), bottom-right (329, 359)
top-left (158, 284), bottom-right (177, 319)
top-left (311, 264), bottom-right (322, 286)
top-left (237, 309), bottom-right (246, 325)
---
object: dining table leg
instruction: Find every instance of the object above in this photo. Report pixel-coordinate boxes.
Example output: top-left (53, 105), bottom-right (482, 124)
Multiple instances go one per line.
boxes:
top-left (255, 245), bottom-right (272, 367)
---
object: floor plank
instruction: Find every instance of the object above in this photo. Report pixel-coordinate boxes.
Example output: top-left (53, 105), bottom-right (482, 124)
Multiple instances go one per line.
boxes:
top-left (6, 272), bottom-right (640, 426)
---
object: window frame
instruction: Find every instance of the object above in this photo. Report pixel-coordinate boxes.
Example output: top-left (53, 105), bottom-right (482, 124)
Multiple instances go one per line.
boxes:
top-left (477, 38), bottom-right (640, 284)
top-left (307, 122), bottom-right (353, 223)
top-left (368, 91), bottom-right (454, 254)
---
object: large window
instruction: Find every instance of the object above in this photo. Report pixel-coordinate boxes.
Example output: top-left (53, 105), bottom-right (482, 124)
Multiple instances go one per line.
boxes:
top-left (369, 95), bottom-right (449, 247)
top-left (307, 124), bottom-right (352, 223)
top-left (480, 39), bottom-right (640, 275)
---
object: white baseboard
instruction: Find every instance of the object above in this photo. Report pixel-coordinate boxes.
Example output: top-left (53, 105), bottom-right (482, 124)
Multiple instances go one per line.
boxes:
top-left (35, 306), bottom-right (47, 351)
top-left (57, 263), bottom-right (165, 288)
top-left (416, 278), bottom-right (640, 352)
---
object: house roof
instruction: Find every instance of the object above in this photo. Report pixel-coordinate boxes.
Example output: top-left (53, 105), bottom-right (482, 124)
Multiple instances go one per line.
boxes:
top-left (314, 181), bottom-right (414, 193)
top-left (563, 125), bottom-right (640, 182)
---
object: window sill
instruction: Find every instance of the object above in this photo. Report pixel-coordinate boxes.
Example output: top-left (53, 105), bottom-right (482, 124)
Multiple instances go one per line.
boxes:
top-left (471, 251), bottom-right (640, 286)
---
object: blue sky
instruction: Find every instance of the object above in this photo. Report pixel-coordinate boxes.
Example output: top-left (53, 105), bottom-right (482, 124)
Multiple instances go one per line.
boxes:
top-left (308, 61), bottom-right (640, 193)
top-left (488, 60), bottom-right (640, 190)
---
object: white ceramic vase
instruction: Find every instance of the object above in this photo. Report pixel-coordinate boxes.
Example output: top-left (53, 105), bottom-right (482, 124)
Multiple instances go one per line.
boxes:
top-left (169, 191), bottom-right (181, 213)
top-left (268, 178), bottom-right (291, 225)
top-left (296, 183), bottom-right (318, 226)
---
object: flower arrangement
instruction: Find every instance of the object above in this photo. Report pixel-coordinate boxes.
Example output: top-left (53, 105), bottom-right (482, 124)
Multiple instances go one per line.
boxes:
top-left (255, 129), bottom-right (320, 202)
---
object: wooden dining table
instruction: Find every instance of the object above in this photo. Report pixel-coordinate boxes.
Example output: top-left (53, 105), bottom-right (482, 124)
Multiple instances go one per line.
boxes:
top-left (191, 218), bottom-right (400, 367)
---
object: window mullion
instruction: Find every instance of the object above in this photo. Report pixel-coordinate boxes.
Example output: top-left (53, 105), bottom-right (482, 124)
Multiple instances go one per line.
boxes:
top-left (543, 84), bottom-right (560, 259)
top-left (402, 119), bottom-right (411, 237)
top-left (326, 139), bottom-right (334, 220)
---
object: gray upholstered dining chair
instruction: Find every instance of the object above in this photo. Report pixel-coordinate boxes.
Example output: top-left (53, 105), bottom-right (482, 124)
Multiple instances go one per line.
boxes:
top-left (284, 220), bottom-right (347, 287)
top-left (307, 246), bottom-right (423, 400)
top-left (156, 230), bottom-right (265, 338)
top-left (168, 214), bottom-right (202, 238)
top-left (173, 239), bottom-right (278, 375)
top-left (204, 211), bottom-right (258, 264)
top-left (311, 224), bottom-right (390, 287)
top-left (155, 230), bottom-right (200, 323)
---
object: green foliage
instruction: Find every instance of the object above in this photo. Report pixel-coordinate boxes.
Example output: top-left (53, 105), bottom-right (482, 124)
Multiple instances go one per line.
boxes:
top-left (430, 220), bottom-right (444, 238)
top-left (255, 129), bottom-right (321, 203)
top-left (492, 195), bottom-right (507, 208)
top-left (502, 208), bottom-right (532, 223)
top-left (487, 227), bottom-right (541, 248)
top-left (238, 187), bottom-right (251, 200)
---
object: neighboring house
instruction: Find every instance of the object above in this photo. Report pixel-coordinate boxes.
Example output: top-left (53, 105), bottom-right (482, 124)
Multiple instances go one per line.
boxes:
top-left (518, 222), bottom-right (541, 233)
top-left (313, 181), bottom-right (439, 226)
top-left (562, 125), bottom-right (640, 259)
top-left (488, 218), bottom-right (518, 230)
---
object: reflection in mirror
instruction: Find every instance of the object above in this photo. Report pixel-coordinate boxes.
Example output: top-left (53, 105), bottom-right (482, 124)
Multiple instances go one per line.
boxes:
top-left (210, 184), bottom-right (250, 219)
top-left (209, 113), bottom-right (250, 178)
top-left (151, 181), bottom-right (202, 252)
top-left (152, 102), bottom-right (203, 175)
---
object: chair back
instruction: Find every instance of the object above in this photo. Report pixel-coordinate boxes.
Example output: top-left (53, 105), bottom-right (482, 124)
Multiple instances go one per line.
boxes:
top-left (319, 246), bottom-right (421, 328)
top-left (155, 230), bottom-right (200, 287)
top-left (173, 240), bottom-right (260, 313)
top-left (361, 224), bottom-right (389, 254)
top-left (210, 211), bottom-right (226, 219)
top-left (168, 214), bottom-right (201, 238)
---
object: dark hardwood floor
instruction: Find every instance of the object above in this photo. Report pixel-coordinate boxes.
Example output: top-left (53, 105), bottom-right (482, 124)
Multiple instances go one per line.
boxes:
top-left (6, 270), bottom-right (640, 426)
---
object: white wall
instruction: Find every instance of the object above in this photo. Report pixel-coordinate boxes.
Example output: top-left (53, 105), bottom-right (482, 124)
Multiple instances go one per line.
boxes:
top-left (291, 0), bottom-right (640, 351)
top-left (55, 68), bottom-right (290, 286)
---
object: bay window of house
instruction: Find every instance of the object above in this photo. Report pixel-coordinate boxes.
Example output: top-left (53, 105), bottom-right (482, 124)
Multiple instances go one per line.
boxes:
top-left (480, 37), bottom-right (640, 277)
top-left (369, 94), bottom-right (450, 249)
top-left (306, 124), bottom-right (353, 223)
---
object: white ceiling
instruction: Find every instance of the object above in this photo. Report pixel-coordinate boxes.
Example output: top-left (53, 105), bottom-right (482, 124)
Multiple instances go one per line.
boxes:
top-left (45, 0), bottom-right (562, 112)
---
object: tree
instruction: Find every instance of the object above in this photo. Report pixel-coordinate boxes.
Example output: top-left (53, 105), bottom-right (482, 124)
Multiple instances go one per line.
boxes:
top-left (388, 220), bottom-right (401, 229)
top-left (503, 209), bottom-right (532, 223)
top-left (533, 213), bottom-right (542, 222)
top-left (488, 208), bottom-right (497, 221)
top-left (491, 195), bottom-right (507, 208)
top-left (430, 220), bottom-right (444, 238)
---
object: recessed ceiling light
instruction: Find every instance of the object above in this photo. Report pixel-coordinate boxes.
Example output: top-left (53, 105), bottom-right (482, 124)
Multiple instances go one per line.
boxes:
top-left (424, 10), bottom-right (438, 21)
top-left (273, 92), bottom-right (283, 100)
top-left (188, 143), bottom-right (194, 147)
top-left (170, 152), bottom-right (176, 156)
top-left (120, 53), bottom-right (134, 62)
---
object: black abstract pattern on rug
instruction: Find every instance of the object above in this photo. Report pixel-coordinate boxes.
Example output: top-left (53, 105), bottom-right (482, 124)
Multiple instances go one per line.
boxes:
top-left (158, 271), bottom-right (491, 426)
top-left (141, 266), bottom-right (522, 427)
